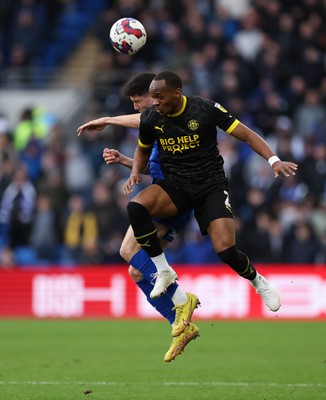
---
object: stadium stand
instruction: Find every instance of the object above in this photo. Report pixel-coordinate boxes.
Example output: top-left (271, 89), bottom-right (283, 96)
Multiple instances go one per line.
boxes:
top-left (0, 0), bottom-right (108, 88)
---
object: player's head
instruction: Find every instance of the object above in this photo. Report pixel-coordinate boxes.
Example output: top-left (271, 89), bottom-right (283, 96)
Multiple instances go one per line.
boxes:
top-left (149, 70), bottom-right (183, 116)
top-left (123, 72), bottom-right (155, 112)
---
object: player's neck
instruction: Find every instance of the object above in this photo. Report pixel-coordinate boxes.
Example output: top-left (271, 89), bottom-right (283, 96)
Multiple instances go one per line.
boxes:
top-left (168, 96), bottom-right (187, 117)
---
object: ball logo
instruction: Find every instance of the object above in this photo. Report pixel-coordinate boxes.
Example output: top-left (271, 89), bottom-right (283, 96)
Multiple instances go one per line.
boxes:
top-left (188, 120), bottom-right (199, 131)
top-left (121, 19), bottom-right (144, 38)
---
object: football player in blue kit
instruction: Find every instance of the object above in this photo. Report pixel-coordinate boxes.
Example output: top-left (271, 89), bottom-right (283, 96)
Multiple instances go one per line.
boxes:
top-left (77, 72), bottom-right (199, 362)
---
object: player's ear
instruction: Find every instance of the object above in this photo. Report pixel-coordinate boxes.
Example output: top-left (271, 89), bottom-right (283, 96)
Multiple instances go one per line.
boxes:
top-left (175, 88), bottom-right (182, 96)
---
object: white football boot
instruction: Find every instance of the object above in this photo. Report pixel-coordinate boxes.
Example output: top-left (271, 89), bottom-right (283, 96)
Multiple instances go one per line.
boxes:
top-left (251, 273), bottom-right (281, 311)
top-left (150, 269), bottom-right (178, 299)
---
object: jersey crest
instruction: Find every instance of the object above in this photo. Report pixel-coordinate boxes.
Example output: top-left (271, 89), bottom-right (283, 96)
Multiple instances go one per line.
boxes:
top-left (187, 120), bottom-right (199, 131)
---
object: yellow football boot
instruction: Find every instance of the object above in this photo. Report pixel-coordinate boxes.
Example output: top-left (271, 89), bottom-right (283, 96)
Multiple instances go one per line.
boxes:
top-left (171, 292), bottom-right (200, 337)
top-left (164, 322), bottom-right (200, 362)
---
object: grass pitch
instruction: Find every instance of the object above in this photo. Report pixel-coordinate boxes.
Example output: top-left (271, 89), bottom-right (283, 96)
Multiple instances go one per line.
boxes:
top-left (0, 319), bottom-right (325, 400)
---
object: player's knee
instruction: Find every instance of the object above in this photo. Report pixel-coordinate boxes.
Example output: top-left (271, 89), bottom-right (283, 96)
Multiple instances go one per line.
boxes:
top-left (120, 234), bottom-right (142, 263)
top-left (127, 201), bottom-right (149, 225)
top-left (119, 242), bottom-right (130, 263)
top-left (119, 241), bottom-right (137, 263)
top-left (128, 265), bottom-right (143, 282)
top-left (218, 245), bottom-right (240, 265)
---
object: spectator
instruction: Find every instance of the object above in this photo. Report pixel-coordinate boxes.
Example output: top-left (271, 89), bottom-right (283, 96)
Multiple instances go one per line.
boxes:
top-left (278, 174), bottom-right (309, 206)
top-left (310, 198), bottom-right (326, 243)
top-left (275, 13), bottom-right (297, 62)
top-left (19, 138), bottom-right (43, 182)
top-left (0, 129), bottom-right (19, 197)
top-left (284, 221), bottom-right (321, 263)
top-left (11, 6), bottom-right (45, 62)
top-left (216, 0), bottom-right (250, 20)
top-left (13, 107), bottom-right (49, 151)
top-left (0, 163), bottom-right (36, 261)
top-left (299, 141), bottom-right (326, 201)
top-left (30, 193), bottom-right (59, 262)
top-left (240, 211), bottom-right (272, 263)
top-left (286, 75), bottom-right (307, 117)
top-left (61, 194), bottom-right (99, 264)
top-left (0, 157), bottom-right (15, 199)
top-left (89, 179), bottom-right (126, 261)
top-left (63, 142), bottom-right (95, 198)
top-left (37, 170), bottom-right (68, 240)
top-left (233, 9), bottom-right (264, 63)
top-left (268, 116), bottom-right (304, 162)
top-left (267, 216), bottom-right (285, 263)
top-left (293, 90), bottom-right (326, 141)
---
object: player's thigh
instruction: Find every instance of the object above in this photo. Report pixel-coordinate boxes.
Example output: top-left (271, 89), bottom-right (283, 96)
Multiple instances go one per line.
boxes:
top-left (131, 184), bottom-right (177, 217)
top-left (207, 218), bottom-right (236, 253)
top-left (195, 189), bottom-right (233, 235)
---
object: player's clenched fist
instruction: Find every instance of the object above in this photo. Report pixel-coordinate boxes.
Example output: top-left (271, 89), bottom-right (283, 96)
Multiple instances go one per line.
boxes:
top-left (103, 148), bottom-right (121, 164)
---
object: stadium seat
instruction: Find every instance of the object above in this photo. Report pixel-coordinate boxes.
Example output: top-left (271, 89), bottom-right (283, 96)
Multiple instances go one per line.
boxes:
top-left (14, 246), bottom-right (38, 266)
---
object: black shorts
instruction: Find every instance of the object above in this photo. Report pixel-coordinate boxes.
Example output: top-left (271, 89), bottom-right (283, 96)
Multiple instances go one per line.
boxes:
top-left (155, 179), bottom-right (234, 235)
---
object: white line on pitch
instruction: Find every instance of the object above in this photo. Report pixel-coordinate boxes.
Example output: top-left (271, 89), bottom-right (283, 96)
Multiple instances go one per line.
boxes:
top-left (0, 381), bottom-right (324, 388)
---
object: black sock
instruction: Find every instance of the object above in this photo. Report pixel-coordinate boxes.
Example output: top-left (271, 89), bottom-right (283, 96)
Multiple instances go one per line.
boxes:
top-left (218, 245), bottom-right (257, 280)
top-left (127, 201), bottom-right (162, 257)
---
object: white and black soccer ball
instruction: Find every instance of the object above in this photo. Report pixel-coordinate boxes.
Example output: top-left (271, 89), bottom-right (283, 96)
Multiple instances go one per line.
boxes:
top-left (109, 17), bottom-right (147, 55)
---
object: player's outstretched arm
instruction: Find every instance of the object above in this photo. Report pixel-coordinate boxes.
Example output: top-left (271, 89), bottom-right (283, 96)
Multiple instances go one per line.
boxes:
top-left (230, 122), bottom-right (298, 178)
top-left (77, 114), bottom-right (141, 136)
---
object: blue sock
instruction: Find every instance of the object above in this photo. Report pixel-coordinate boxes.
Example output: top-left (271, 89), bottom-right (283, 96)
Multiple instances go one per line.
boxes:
top-left (130, 249), bottom-right (159, 282)
top-left (136, 279), bottom-right (176, 324)
top-left (130, 250), bottom-right (177, 324)
top-left (130, 249), bottom-right (179, 299)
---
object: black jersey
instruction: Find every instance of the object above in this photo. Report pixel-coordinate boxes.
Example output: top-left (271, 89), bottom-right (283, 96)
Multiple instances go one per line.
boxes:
top-left (138, 95), bottom-right (240, 184)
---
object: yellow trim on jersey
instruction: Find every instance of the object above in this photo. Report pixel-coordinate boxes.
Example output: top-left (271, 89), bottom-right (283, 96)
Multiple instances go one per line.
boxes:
top-left (226, 119), bottom-right (240, 134)
top-left (138, 138), bottom-right (153, 148)
top-left (167, 96), bottom-right (187, 117)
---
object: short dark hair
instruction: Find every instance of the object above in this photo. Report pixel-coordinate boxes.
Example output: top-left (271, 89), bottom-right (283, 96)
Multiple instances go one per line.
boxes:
top-left (123, 72), bottom-right (156, 97)
top-left (154, 70), bottom-right (182, 89)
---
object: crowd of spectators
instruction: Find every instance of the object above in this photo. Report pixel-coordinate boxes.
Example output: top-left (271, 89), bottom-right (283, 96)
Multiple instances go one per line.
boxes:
top-left (0, 0), bottom-right (325, 268)
top-left (0, 0), bottom-right (66, 85)
top-left (0, 0), bottom-right (107, 87)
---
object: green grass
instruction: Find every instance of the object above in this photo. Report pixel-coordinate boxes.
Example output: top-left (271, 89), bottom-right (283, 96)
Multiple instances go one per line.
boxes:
top-left (0, 320), bottom-right (325, 399)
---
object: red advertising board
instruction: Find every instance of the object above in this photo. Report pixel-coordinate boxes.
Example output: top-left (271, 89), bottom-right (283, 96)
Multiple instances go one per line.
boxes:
top-left (0, 265), bottom-right (325, 319)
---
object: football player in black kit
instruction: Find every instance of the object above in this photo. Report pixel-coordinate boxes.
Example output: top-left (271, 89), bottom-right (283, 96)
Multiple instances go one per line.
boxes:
top-left (124, 70), bottom-right (298, 320)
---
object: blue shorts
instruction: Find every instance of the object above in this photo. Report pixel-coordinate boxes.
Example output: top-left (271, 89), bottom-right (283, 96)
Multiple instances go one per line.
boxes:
top-left (153, 209), bottom-right (193, 243)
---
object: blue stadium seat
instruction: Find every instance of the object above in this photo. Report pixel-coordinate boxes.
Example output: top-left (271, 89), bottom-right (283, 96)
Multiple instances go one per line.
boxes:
top-left (14, 246), bottom-right (38, 266)
top-left (40, 42), bottom-right (71, 67)
top-left (78, 0), bottom-right (107, 14)
top-left (57, 12), bottom-right (89, 31)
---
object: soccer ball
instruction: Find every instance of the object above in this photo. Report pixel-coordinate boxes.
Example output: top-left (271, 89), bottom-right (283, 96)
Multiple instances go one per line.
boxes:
top-left (109, 17), bottom-right (147, 55)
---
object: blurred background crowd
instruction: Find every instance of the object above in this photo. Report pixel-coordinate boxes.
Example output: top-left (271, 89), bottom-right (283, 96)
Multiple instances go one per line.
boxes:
top-left (0, 0), bottom-right (325, 268)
